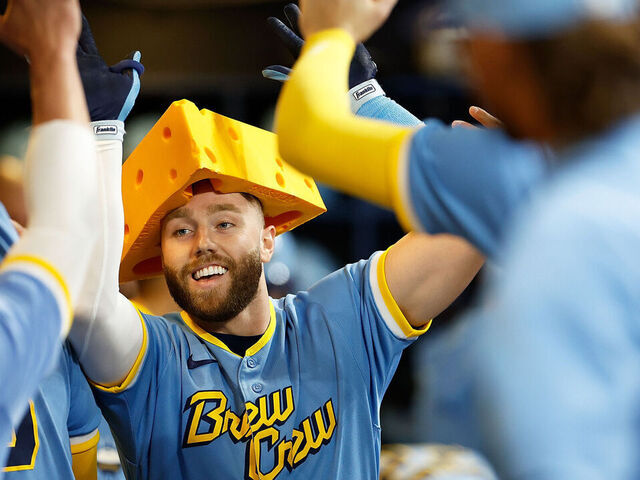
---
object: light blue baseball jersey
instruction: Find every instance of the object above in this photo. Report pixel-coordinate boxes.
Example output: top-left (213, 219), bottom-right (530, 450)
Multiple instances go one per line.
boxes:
top-left (96, 417), bottom-right (125, 480)
top-left (467, 114), bottom-right (640, 479)
top-left (355, 95), bottom-right (549, 257)
top-left (0, 205), bottom-right (61, 475)
top-left (4, 343), bottom-right (102, 478)
top-left (93, 250), bottom-right (429, 479)
top-left (0, 208), bottom-right (102, 478)
top-left (403, 119), bottom-right (549, 257)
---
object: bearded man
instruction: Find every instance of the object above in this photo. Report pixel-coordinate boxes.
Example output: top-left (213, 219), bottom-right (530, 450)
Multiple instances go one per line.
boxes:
top-left (66, 95), bottom-right (484, 479)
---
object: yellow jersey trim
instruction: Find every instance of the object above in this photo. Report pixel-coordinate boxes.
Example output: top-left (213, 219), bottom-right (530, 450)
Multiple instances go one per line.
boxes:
top-left (129, 299), bottom-right (152, 315)
top-left (91, 306), bottom-right (149, 393)
top-left (180, 301), bottom-right (276, 358)
top-left (4, 401), bottom-right (39, 472)
top-left (377, 248), bottom-right (432, 338)
top-left (1, 254), bottom-right (73, 331)
top-left (70, 430), bottom-right (100, 454)
top-left (389, 132), bottom-right (422, 233)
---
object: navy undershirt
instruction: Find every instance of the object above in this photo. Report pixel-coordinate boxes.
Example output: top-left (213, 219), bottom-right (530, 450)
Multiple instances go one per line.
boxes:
top-left (211, 333), bottom-right (262, 357)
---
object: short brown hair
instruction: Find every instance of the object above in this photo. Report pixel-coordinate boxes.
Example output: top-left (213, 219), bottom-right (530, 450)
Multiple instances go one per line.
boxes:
top-left (521, 19), bottom-right (640, 143)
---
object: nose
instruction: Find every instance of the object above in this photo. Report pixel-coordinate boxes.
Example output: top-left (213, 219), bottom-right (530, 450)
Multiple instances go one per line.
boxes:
top-left (194, 226), bottom-right (218, 257)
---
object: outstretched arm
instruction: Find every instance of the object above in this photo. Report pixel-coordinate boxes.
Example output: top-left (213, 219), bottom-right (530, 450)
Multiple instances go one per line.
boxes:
top-left (0, 0), bottom-right (99, 434)
top-left (276, 1), bottom-right (547, 259)
top-left (67, 16), bottom-right (146, 388)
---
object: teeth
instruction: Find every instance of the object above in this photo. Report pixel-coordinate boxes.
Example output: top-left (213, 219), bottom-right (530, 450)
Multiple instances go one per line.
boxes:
top-left (193, 265), bottom-right (228, 280)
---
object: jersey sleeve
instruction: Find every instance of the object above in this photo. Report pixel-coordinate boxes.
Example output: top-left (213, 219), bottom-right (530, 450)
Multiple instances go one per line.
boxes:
top-left (306, 250), bottom-right (430, 408)
top-left (0, 271), bottom-right (63, 431)
top-left (0, 203), bottom-right (66, 432)
top-left (64, 343), bottom-right (101, 453)
top-left (397, 121), bottom-right (548, 257)
top-left (469, 190), bottom-right (640, 479)
top-left (90, 310), bottom-right (175, 466)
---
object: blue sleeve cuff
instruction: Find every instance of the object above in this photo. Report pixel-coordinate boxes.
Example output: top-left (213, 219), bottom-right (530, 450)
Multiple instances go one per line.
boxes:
top-left (356, 95), bottom-right (424, 128)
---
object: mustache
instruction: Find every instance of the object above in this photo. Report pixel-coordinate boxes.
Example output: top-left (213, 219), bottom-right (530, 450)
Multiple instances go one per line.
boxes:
top-left (181, 253), bottom-right (235, 277)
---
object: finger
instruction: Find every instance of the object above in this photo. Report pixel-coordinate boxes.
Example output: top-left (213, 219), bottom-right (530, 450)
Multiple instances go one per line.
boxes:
top-left (283, 3), bottom-right (302, 36)
top-left (262, 65), bottom-right (291, 82)
top-left (78, 14), bottom-right (100, 56)
top-left (451, 120), bottom-right (477, 130)
top-left (110, 51), bottom-right (144, 76)
top-left (469, 106), bottom-right (503, 129)
top-left (267, 16), bottom-right (303, 57)
top-left (117, 51), bottom-right (142, 122)
top-left (10, 219), bottom-right (24, 237)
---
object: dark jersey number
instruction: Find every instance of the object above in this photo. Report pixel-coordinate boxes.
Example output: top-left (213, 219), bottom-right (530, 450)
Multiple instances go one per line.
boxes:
top-left (4, 401), bottom-right (38, 471)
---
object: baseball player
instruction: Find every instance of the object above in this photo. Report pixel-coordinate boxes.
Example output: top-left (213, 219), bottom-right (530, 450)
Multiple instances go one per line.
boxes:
top-left (275, 0), bottom-right (640, 478)
top-left (0, 9), bottom-right (143, 478)
top-left (63, 60), bottom-right (487, 480)
top-left (0, 0), bottom-right (101, 473)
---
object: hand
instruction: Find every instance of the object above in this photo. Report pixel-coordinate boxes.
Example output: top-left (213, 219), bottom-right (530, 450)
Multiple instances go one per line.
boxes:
top-left (452, 106), bottom-right (504, 130)
top-left (77, 15), bottom-right (144, 122)
top-left (0, 0), bottom-right (81, 60)
top-left (264, 3), bottom-right (377, 89)
top-left (299, 0), bottom-right (398, 43)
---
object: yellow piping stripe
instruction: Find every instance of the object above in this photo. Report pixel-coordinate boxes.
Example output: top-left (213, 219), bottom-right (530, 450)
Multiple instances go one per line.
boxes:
top-left (377, 248), bottom-right (431, 338)
top-left (91, 306), bottom-right (149, 393)
top-left (70, 430), bottom-right (100, 454)
top-left (129, 299), bottom-right (152, 315)
top-left (180, 301), bottom-right (276, 358)
top-left (4, 401), bottom-right (39, 472)
top-left (389, 132), bottom-right (420, 233)
top-left (2, 254), bottom-right (72, 329)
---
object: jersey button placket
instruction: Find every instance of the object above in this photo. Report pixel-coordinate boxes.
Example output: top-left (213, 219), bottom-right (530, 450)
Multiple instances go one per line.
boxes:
top-left (246, 357), bottom-right (257, 368)
top-left (251, 383), bottom-right (263, 393)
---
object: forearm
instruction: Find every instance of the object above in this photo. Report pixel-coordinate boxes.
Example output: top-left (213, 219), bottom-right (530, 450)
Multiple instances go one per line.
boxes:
top-left (6, 121), bottom-right (98, 331)
top-left (69, 124), bottom-right (143, 386)
top-left (276, 29), bottom-right (413, 210)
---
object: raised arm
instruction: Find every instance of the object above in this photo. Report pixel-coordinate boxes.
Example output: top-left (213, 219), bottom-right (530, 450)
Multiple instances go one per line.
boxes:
top-left (67, 17), bottom-right (146, 388)
top-left (275, 1), bottom-right (548, 257)
top-left (0, 0), bottom-right (99, 435)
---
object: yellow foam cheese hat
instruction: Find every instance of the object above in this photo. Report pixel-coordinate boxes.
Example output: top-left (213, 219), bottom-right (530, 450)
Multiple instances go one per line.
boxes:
top-left (120, 99), bottom-right (326, 282)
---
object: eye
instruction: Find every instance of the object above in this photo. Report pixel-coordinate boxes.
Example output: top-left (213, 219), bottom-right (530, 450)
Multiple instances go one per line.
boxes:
top-left (217, 221), bottom-right (234, 230)
top-left (173, 228), bottom-right (192, 237)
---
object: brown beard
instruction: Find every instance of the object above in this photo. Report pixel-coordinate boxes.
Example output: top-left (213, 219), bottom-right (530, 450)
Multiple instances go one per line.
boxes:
top-left (164, 247), bottom-right (262, 325)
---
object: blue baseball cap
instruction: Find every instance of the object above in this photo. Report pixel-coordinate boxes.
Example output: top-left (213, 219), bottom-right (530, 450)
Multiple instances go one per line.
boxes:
top-left (451, 0), bottom-right (638, 37)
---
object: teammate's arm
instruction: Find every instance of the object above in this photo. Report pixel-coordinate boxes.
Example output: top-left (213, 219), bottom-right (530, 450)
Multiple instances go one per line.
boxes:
top-left (0, 0), bottom-right (99, 441)
top-left (276, 0), bottom-right (547, 258)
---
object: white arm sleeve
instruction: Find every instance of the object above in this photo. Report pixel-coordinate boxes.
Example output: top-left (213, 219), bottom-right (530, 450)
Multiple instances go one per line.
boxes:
top-left (5, 121), bottom-right (99, 335)
top-left (68, 121), bottom-right (143, 386)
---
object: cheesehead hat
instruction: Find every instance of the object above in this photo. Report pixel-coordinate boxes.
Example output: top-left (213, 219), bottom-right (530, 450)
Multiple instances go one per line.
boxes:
top-left (120, 99), bottom-right (326, 282)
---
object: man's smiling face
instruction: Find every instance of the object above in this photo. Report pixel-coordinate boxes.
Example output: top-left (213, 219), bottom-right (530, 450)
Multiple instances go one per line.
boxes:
top-left (161, 186), bottom-right (273, 326)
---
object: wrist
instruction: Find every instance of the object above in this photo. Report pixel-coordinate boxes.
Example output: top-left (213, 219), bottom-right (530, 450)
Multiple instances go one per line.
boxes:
top-left (348, 79), bottom-right (385, 114)
top-left (29, 47), bottom-right (77, 73)
top-left (304, 28), bottom-right (356, 51)
top-left (91, 120), bottom-right (126, 142)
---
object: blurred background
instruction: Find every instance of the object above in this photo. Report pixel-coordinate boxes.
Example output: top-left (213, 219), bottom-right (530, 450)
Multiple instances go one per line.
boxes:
top-left (0, 0), bottom-right (486, 449)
